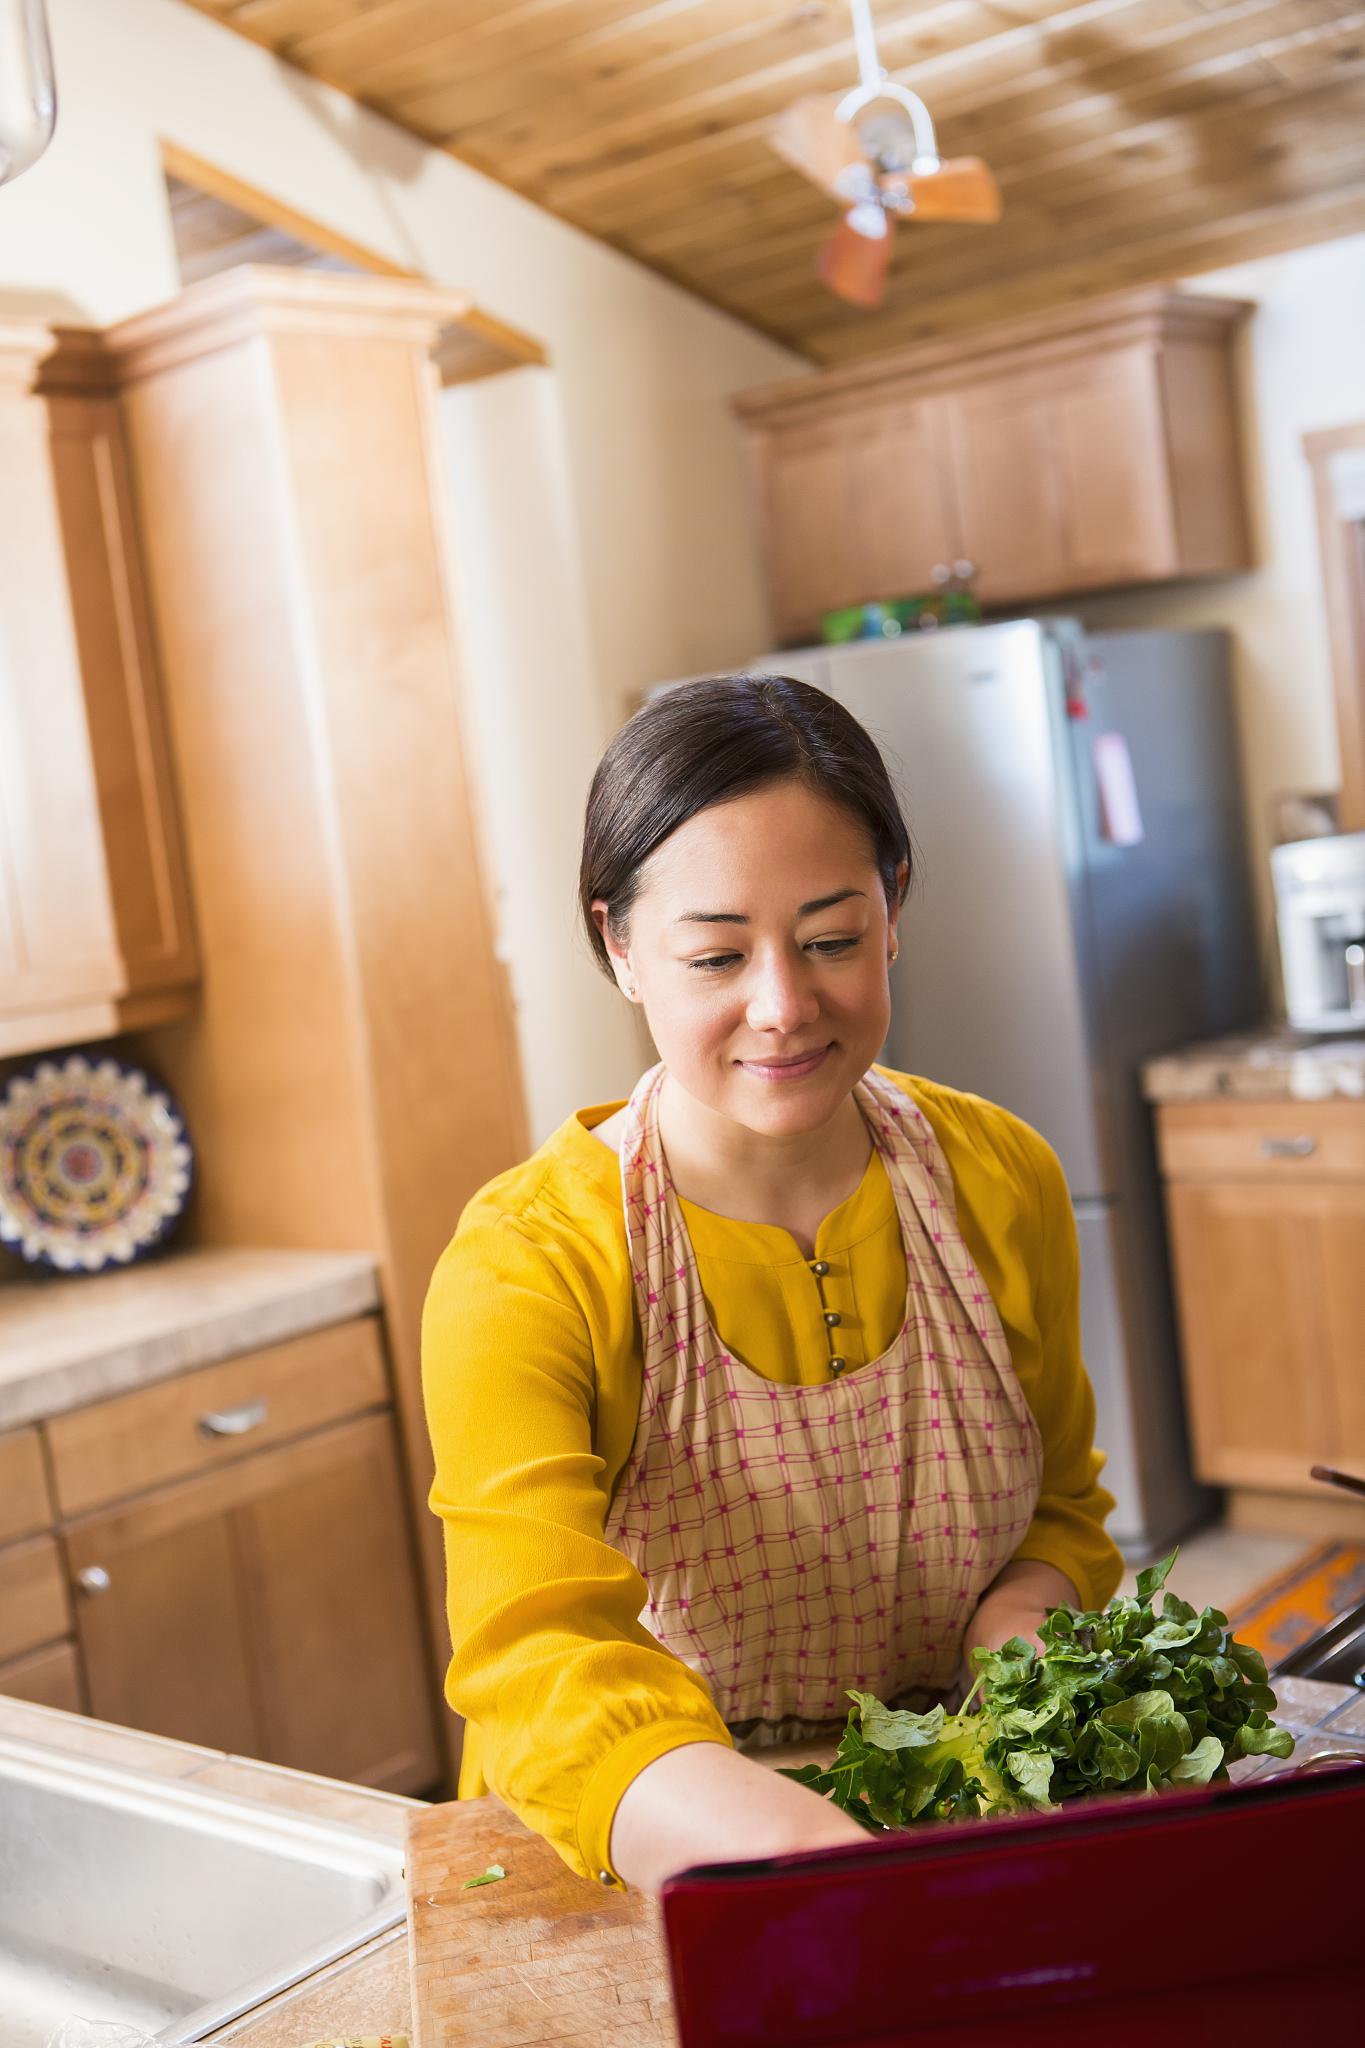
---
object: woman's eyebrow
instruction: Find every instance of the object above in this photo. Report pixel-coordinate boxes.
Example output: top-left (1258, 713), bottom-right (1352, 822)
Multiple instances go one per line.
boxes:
top-left (673, 889), bottom-right (866, 926)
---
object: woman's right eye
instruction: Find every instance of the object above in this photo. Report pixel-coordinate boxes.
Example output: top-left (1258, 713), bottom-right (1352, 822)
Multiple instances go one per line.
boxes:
top-left (687, 954), bottom-right (742, 973)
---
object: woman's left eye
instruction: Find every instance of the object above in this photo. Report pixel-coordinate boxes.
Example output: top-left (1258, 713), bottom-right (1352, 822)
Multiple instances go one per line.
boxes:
top-left (808, 937), bottom-right (861, 956)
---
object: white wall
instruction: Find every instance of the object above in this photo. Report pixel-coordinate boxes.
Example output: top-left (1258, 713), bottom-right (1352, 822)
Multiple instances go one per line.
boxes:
top-left (2, 0), bottom-right (801, 1140)
top-left (1072, 235), bottom-right (1365, 969)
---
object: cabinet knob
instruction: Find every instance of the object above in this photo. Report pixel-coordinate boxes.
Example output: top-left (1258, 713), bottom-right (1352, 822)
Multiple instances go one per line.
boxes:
top-left (198, 1398), bottom-right (269, 1439)
top-left (1258, 1135), bottom-right (1318, 1159)
top-left (77, 1565), bottom-right (111, 1596)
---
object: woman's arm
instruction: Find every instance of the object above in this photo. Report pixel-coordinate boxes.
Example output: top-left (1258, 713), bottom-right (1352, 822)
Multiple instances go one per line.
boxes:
top-left (962, 1556), bottom-right (1079, 1668)
top-left (610, 1741), bottom-right (870, 1894)
top-left (423, 1209), bottom-right (736, 1884)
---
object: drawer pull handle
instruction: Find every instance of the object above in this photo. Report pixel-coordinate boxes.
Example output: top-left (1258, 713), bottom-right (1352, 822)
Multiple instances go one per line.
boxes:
top-left (1258, 1135), bottom-right (1318, 1159)
top-left (76, 1566), bottom-right (111, 1596)
top-left (199, 1398), bottom-right (268, 1440)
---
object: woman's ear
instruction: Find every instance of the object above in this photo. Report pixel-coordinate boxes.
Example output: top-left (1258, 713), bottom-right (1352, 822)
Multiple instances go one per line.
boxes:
top-left (591, 900), bottom-right (636, 999)
top-left (889, 860), bottom-right (910, 932)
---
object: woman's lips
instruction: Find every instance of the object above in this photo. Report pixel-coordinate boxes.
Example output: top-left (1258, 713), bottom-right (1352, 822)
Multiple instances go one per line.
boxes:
top-left (737, 1045), bottom-right (832, 1082)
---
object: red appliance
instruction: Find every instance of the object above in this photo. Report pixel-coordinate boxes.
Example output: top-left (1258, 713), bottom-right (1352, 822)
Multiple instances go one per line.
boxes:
top-left (660, 1764), bottom-right (1363, 2045)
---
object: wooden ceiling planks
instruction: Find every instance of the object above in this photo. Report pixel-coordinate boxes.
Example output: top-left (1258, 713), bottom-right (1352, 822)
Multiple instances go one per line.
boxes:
top-left (176, 0), bottom-right (1365, 360)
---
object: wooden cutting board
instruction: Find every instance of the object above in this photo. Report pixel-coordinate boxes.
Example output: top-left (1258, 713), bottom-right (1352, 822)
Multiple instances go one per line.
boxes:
top-left (405, 1794), bottom-right (675, 2048)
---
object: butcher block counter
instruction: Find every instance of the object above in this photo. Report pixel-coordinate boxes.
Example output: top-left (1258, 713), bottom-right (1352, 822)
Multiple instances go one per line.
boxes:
top-left (404, 1674), bottom-right (1365, 2048)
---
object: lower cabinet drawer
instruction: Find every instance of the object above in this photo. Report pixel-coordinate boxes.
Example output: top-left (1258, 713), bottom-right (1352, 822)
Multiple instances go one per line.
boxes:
top-left (1157, 1101), bottom-right (1365, 1181)
top-left (0, 1535), bottom-right (70, 1663)
top-left (0, 1639), bottom-right (82, 1712)
top-left (46, 1318), bottom-right (390, 1516)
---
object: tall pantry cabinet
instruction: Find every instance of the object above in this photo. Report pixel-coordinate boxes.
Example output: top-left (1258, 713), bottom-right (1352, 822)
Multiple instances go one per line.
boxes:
top-left (102, 271), bottom-right (530, 1770)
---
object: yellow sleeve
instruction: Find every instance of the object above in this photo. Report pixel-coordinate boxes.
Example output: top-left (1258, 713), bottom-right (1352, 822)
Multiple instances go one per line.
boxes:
top-left (1008, 1122), bottom-right (1124, 1612)
top-left (420, 1202), bottom-right (731, 1883)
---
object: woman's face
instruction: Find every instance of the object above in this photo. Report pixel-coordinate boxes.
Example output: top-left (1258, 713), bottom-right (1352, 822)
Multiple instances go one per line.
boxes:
top-left (595, 779), bottom-right (904, 1139)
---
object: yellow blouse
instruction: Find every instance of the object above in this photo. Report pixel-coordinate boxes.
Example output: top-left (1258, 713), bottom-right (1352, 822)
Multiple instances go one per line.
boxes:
top-left (421, 1067), bottom-right (1122, 1882)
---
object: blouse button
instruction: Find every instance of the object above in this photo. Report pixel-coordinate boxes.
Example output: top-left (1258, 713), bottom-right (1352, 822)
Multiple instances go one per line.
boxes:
top-left (823, 1310), bottom-right (842, 1327)
top-left (829, 1356), bottom-right (847, 1377)
top-left (598, 1869), bottom-right (617, 1887)
top-left (810, 1259), bottom-right (831, 1276)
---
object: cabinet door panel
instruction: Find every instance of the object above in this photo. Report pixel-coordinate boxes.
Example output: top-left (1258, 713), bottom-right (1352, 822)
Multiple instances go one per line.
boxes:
top-left (237, 1415), bottom-right (439, 1790)
top-left (760, 427), bottom-right (859, 642)
top-left (47, 392), bottom-right (198, 995)
top-left (946, 374), bottom-right (1068, 604)
top-left (0, 1639), bottom-right (82, 1711)
top-left (0, 1428), bottom-right (52, 1545)
top-left (0, 1535), bottom-right (70, 1663)
top-left (844, 399), bottom-right (960, 599)
top-left (67, 1413), bottom-right (439, 1789)
top-left (1055, 349), bottom-right (1174, 587)
top-left (69, 1502), bottom-right (259, 1754)
top-left (0, 374), bottom-right (121, 1013)
top-left (1165, 1181), bottom-right (1361, 1489)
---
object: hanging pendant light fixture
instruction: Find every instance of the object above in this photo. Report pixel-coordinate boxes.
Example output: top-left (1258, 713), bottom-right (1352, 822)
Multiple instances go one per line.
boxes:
top-left (0, 0), bottom-right (57, 190)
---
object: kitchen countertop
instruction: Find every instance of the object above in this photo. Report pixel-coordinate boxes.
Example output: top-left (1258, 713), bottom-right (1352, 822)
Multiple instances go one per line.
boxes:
top-left (4, 1676), bottom-right (1362, 2046)
top-left (1142, 1027), bottom-right (1365, 1104)
top-left (0, 1692), bottom-right (417, 2044)
top-left (0, 1246), bottom-right (381, 1430)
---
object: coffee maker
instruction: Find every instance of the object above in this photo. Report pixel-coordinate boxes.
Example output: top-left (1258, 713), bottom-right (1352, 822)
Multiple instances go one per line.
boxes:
top-left (1272, 831), bottom-right (1365, 1031)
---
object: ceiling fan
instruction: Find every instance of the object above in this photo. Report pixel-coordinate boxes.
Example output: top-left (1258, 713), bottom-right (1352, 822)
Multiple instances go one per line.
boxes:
top-left (770, 0), bottom-right (1001, 310)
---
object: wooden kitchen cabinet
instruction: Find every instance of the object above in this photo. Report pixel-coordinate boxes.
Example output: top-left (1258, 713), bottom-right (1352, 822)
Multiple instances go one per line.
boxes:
top-left (65, 1411), bottom-right (440, 1793)
top-left (0, 326), bottom-right (197, 1058)
top-left (0, 1640), bottom-right (82, 1712)
top-left (0, 1423), bottom-right (79, 1701)
top-left (1157, 1100), bottom-right (1365, 1510)
top-left (735, 287), bottom-right (1251, 645)
top-left (757, 400), bottom-right (963, 635)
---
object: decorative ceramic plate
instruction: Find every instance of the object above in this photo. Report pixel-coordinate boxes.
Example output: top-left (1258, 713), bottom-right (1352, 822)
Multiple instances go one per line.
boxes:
top-left (0, 1055), bottom-right (194, 1273)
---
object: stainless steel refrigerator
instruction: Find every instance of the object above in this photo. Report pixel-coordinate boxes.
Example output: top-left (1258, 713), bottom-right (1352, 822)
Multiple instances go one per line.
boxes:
top-left (760, 621), bottom-right (1261, 1555)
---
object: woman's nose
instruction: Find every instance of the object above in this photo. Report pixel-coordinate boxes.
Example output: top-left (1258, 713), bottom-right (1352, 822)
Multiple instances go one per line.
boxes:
top-left (745, 952), bottom-right (821, 1035)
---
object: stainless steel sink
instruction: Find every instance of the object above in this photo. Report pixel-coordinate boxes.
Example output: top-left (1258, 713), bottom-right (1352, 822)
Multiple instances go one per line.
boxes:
top-left (0, 1732), bottom-right (407, 2046)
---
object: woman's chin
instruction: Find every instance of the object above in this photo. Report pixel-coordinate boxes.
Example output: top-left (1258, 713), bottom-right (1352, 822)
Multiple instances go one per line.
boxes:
top-left (722, 1059), bottom-right (864, 1134)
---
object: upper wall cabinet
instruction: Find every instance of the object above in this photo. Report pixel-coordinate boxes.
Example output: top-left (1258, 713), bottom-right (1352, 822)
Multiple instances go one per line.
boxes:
top-left (0, 326), bottom-right (197, 1058)
top-left (734, 289), bottom-right (1253, 647)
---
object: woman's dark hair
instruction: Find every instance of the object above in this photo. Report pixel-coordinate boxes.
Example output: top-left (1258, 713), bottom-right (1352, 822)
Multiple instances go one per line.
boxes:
top-left (579, 674), bottom-right (911, 976)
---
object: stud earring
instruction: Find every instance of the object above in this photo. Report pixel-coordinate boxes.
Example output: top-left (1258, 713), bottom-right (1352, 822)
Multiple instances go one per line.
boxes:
top-left (888, 944), bottom-right (899, 965)
top-left (627, 983), bottom-right (637, 998)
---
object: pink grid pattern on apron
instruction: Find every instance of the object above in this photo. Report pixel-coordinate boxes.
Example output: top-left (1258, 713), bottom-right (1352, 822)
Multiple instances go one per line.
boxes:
top-left (603, 1062), bottom-right (1044, 1730)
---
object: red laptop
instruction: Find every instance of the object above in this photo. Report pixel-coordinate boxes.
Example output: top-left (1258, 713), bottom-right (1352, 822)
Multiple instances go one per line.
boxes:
top-left (661, 1760), bottom-right (1364, 2046)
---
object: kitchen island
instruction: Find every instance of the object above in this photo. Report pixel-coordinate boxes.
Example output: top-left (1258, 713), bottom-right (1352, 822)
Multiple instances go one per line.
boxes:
top-left (3, 1676), bottom-right (1361, 2046)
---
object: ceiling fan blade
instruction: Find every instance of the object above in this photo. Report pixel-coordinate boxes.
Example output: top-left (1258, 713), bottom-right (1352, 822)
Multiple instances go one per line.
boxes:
top-left (818, 209), bottom-right (893, 310)
top-left (770, 93), bottom-right (868, 201)
top-left (898, 156), bottom-right (1001, 222)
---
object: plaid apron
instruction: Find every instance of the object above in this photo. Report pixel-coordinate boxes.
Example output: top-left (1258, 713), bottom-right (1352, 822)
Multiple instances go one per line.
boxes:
top-left (604, 1062), bottom-right (1044, 1732)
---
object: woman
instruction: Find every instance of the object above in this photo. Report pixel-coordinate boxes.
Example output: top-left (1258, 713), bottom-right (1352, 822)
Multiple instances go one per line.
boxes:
top-left (422, 675), bottom-right (1121, 1895)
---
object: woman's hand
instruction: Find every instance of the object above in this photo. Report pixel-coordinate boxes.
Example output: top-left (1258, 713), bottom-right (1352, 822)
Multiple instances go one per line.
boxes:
top-left (960, 1558), bottom-right (1079, 1689)
top-left (608, 1739), bottom-right (870, 1895)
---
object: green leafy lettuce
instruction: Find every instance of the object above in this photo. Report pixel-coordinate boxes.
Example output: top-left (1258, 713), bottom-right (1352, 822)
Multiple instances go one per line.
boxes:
top-left (780, 1551), bottom-right (1295, 1828)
